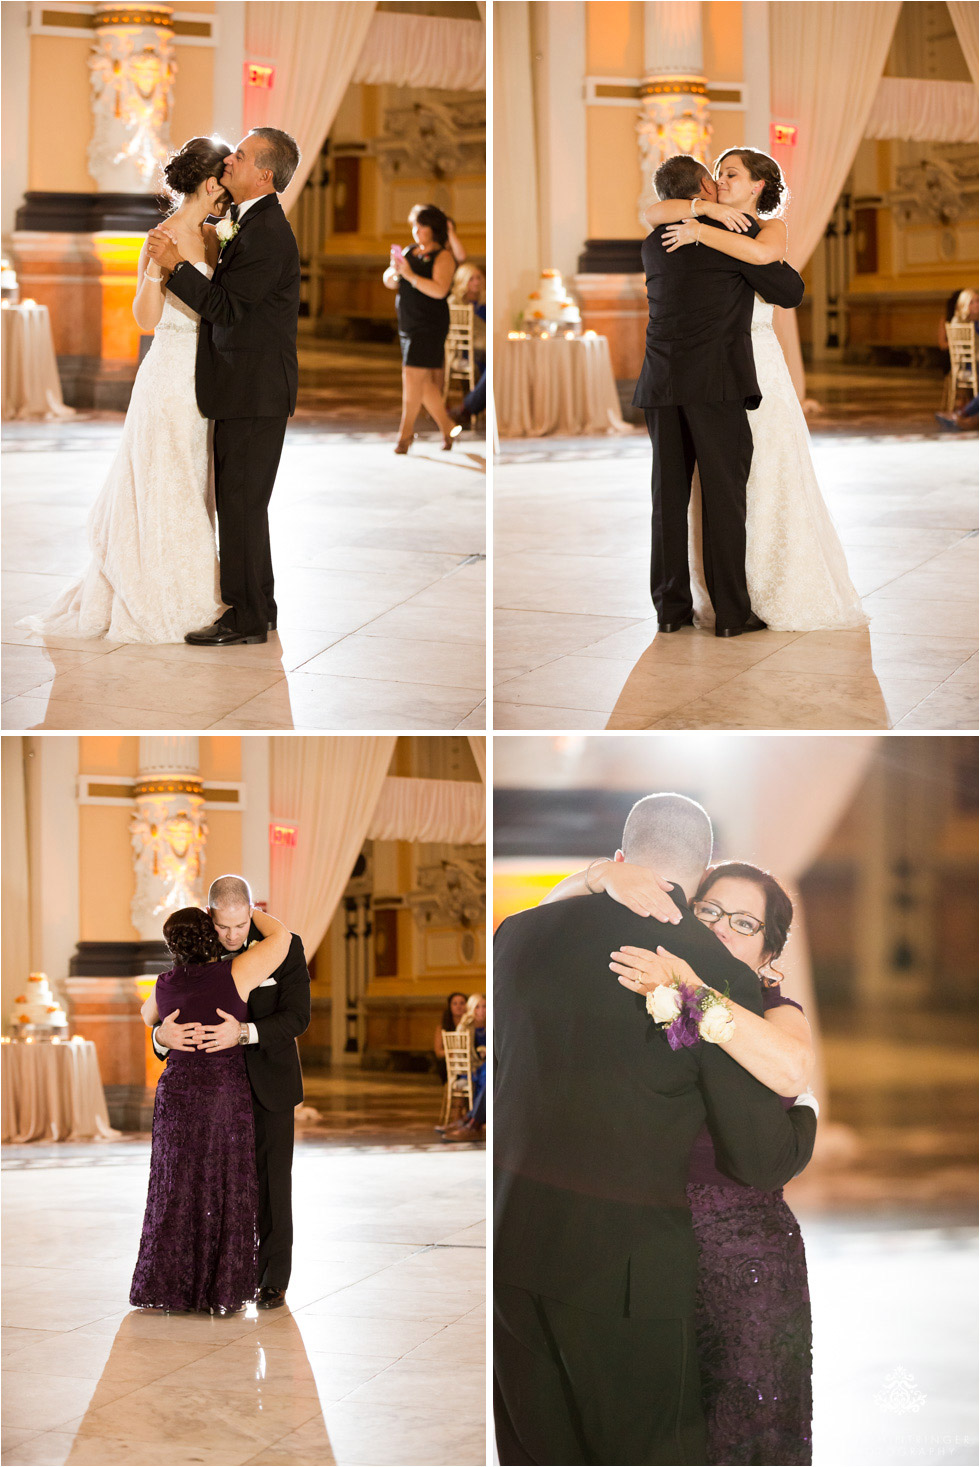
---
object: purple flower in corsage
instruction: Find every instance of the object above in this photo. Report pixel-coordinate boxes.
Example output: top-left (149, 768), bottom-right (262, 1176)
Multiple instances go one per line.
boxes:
top-left (647, 976), bottom-right (734, 1049)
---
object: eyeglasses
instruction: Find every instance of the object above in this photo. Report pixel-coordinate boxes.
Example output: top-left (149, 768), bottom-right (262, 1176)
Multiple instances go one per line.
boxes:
top-left (692, 900), bottom-right (764, 938)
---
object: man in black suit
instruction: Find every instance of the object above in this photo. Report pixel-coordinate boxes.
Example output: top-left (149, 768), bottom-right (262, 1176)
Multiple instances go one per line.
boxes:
top-left (632, 154), bottom-right (805, 637)
top-left (152, 874), bottom-right (311, 1309)
top-left (493, 793), bottom-right (817, 1465)
top-left (147, 128), bottom-right (301, 647)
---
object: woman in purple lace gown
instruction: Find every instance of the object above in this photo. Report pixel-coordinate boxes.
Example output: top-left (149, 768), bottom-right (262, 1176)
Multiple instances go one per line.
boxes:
top-left (543, 858), bottom-right (815, 1466)
top-left (130, 905), bottom-right (290, 1314)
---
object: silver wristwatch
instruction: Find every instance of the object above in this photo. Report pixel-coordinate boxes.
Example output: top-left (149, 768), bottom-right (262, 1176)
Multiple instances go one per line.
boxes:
top-left (237, 1023), bottom-right (249, 1046)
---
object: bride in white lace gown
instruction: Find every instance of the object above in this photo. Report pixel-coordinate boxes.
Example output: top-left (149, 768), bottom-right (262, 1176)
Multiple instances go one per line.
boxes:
top-left (649, 147), bottom-right (866, 632)
top-left (19, 137), bottom-right (229, 644)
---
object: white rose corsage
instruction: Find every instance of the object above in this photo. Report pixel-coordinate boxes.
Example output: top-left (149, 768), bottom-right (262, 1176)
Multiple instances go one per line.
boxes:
top-left (215, 217), bottom-right (240, 252)
top-left (645, 976), bottom-right (735, 1050)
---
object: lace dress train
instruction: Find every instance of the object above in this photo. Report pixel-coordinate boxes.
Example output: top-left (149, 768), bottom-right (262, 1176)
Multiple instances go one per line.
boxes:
top-left (689, 298), bottom-right (867, 632)
top-left (19, 261), bottom-right (223, 644)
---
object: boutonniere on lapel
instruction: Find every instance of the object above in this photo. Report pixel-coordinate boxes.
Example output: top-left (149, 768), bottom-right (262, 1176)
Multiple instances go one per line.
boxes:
top-left (215, 217), bottom-right (240, 253)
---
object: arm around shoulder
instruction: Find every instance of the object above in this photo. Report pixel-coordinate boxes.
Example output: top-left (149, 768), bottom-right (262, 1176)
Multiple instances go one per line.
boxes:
top-left (231, 909), bottom-right (291, 995)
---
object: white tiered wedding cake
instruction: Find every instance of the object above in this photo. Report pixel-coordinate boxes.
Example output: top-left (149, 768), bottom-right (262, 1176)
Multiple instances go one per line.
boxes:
top-left (522, 270), bottom-right (581, 334)
top-left (12, 973), bottom-right (69, 1033)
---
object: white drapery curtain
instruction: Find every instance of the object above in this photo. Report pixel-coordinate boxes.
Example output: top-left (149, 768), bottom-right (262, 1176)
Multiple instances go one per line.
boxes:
top-left (367, 777), bottom-right (485, 845)
top-left (865, 77), bottom-right (979, 142)
top-left (243, 1), bottom-right (378, 217)
top-left (947, 1), bottom-right (979, 86)
top-left (269, 736), bottom-right (395, 959)
top-left (467, 735), bottom-right (486, 783)
top-left (768, 1), bottom-right (902, 399)
top-left (1, 739), bottom-right (31, 1037)
top-left (352, 13), bottom-right (485, 91)
top-left (493, 0), bottom-right (540, 339)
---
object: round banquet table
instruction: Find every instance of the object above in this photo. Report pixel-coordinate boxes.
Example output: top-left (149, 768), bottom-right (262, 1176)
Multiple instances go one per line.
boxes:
top-left (1, 302), bottom-right (74, 422)
top-left (495, 332), bottom-right (629, 437)
top-left (1, 1038), bottom-right (119, 1142)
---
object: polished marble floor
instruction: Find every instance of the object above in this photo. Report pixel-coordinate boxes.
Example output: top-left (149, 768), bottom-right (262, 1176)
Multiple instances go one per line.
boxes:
top-left (2, 340), bottom-right (487, 731)
top-left (1, 1134), bottom-right (485, 1466)
top-left (494, 369), bottom-right (978, 730)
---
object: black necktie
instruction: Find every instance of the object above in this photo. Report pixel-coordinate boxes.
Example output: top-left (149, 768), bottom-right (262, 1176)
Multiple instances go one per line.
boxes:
top-left (230, 203), bottom-right (240, 224)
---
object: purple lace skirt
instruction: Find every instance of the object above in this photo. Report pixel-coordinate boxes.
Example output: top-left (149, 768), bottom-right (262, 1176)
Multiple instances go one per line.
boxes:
top-left (687, 1182), bottom-right (812, 1466)
top-left (130, 1049), bottom-right (259, 1313)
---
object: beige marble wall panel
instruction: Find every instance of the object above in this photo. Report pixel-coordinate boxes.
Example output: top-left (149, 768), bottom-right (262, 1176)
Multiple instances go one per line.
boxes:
top-left (574, 272), bottom-right (647, 380)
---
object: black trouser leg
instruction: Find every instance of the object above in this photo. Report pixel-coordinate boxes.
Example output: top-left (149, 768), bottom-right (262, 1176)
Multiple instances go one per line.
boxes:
top-left (683, 401), bottom-right (754, 630)
top-left (644, 407), bottom-right (697, 623)
top-left (213, 416), bottom-right (287, 635)
top-left (252, 1101), bottom-right (294, 1291)
top-left (494, 1283), bottom-right (706, 1466)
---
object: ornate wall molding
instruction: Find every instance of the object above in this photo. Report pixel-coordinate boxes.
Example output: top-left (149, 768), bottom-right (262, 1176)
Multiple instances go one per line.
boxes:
top-left (129, 738), bottom-right (207, 940)
top-left (375, 98), bottom-right (485, 181)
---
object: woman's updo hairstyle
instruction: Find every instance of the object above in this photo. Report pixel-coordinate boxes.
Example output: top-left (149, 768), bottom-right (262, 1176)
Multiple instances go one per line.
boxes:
top-left (162, 135), bottom-right (232, 203)
top-left (695, 861), bottom-right (793, 980)
top-left (715, 147), bottom-right (789, 218)
top-left (163, 906), bottom-right (223, 967)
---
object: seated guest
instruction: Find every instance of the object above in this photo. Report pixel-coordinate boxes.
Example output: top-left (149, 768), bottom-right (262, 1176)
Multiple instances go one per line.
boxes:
top-left (443, 993), bottom-right (486, 1143)
top-left (449, 264), bottom-right (487, 430)
top-left (938, 288), bottom-right (977, 405)
top-left (434, 991), bottom-right (468, 1082)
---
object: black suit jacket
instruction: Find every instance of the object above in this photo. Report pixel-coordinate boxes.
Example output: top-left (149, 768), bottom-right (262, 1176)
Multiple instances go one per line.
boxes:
top-left (152, 920), bottom-right (311, 1112)
top-left (631, 216), bottom-right (805, 410)
top-left (166, 193), bottom-right (300, 421)
top-left (493, 890), bottom-right (816, 1320)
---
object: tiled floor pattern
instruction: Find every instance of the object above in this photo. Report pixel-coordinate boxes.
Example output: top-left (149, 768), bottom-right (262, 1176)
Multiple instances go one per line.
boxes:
top-left (1, 1140), bottom-right (485, 1466)
top-left (2, 380), bottom-right (487, 731)
top-left (495, 371), bottom-right (978, 730)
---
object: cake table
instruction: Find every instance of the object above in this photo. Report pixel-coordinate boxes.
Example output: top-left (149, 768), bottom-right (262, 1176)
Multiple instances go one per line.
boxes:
top-left (1, 1037), bottom-right (119, 1142)
top-left (1, 301), bottom-right (74, 422)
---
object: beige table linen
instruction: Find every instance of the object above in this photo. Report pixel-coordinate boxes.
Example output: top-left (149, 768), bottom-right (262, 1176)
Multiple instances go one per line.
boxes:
top-left (1, 1039), bottom-right (119, 1142)
top-left (1, 303), bottom-right (74, 421)
top-left (496, 333), bottom-right (629, 437)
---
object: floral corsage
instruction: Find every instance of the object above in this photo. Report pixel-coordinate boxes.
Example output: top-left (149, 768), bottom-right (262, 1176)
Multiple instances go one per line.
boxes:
top-left (215, 217), bottom-right (240, 252)
top-left (647, 978), bottom-right (735, 1050)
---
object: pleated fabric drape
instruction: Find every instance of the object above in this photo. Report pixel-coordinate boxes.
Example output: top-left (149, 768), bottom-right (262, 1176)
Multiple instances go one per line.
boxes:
top-left (243, 1), bottom-right (378, 216)
top-left (768, 1), bottom-right (902, 399)
top-left (865, 77), bottom-right (979, 142)
top-left (946, 1), bottom-right (979, 85)
top-left (367, 777), bottom-right (486, 845)
top-left (1, 739), bottom-right (31, 1036)
top-left (352, 12), bottom-right (485, 91)
top-left (269, 736), bottom-right (396, 959)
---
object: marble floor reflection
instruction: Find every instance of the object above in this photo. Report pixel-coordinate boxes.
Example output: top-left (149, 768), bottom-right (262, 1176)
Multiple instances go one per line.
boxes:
top-left (1, 1137), bottom-right (485, 1465)
top-left (494, 369), bottom-right (978, 730)
top-left (2, 364), bottom-right (487, 731)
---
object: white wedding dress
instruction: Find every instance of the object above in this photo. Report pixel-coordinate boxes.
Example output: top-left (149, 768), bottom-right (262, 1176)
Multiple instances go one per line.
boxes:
top-left (689, 295), bottom-right (867, 631)
top-left (20, 261), bottom-right (223, 644)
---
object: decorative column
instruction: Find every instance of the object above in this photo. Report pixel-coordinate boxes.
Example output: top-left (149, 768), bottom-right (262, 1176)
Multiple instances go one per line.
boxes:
top-left (87, 4), bottom-right (176, 195)
top-left (130, 738), bottom-right (207, 941)
top-left (637, 1), bottom-right (711, 220)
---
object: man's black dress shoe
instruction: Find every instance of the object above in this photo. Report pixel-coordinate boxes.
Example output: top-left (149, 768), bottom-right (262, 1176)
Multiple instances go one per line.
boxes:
top-left (256, 1287), bottom-right (286, 1309)
top-left (185, 620), bottom-right (268, 646)
top-left (658, 615), bottom-right (695, 634)
top-left (716, 613), bottom-right (768, 638)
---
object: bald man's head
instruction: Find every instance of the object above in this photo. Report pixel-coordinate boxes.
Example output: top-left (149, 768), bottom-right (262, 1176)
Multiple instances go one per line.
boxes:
top-left (208, 874), bottom-right (253, 952)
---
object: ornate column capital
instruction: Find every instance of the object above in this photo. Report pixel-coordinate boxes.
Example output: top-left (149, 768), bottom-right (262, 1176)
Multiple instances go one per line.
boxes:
top-left (130, 737), bottom-right (206, 940)
top-left (637, 1), bottom-right (711, 221)
top-left (87, 3), bottom-right (176, 194)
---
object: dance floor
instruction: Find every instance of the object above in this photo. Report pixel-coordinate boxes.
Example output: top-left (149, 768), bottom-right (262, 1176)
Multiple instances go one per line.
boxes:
top-left (494, 368), bottom-right (978, 730)
top-left (1, 342), bottom-right (487, 731)
top-left (1, 1135), bottom-right (485, 1466)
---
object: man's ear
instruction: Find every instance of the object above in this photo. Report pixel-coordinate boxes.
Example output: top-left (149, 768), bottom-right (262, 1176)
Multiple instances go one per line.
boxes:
top-left (614, 849), bottom-right (626, 863)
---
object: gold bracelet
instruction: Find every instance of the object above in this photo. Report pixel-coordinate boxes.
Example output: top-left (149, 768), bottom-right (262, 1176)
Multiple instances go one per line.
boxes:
top-left (585, 858), bottom-right (609, 894)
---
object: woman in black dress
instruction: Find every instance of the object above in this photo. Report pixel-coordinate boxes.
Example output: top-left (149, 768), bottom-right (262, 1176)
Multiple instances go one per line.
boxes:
top-left (383, 204), bottom-right (462, 454)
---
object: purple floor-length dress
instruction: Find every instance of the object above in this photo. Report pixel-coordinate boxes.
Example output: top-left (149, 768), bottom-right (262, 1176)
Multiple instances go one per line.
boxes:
top-left (130, 959), bottom-right (259, 1312)
top-left (686, 986), bottom-right (813, 1465)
